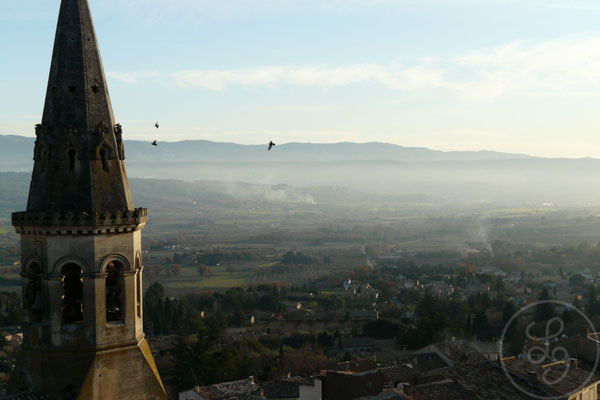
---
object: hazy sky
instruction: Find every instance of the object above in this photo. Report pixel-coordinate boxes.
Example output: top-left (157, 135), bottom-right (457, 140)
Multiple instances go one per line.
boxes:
top-left (2, 0), bottom-right (600, 157)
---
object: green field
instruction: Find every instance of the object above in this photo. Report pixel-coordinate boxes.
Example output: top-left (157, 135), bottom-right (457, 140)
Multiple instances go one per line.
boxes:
top-left (165, 275), bottom-right (250, 290)
top-left (143, 257), bottom-right (342, 295)
top-left (253, 262), bottom-right (277, 269)
top-left (0, 272), bottom-right (22, 292)
top-left (146, 265), bottom-right (255, 294)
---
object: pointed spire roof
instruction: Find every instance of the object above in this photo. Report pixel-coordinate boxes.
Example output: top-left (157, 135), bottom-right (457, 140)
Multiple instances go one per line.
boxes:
top-left (27, 0), bottom-right (134, 216)
top-left (42, 0), bottom-right (115, 133)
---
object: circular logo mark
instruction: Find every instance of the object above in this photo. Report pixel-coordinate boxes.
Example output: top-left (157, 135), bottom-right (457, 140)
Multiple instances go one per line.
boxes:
top-left (499, 300), bottom-right (599, 399)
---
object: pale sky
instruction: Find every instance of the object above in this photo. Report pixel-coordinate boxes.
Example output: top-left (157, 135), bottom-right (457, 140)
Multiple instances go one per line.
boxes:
top-left (2, 0), bottom-right (600, 157)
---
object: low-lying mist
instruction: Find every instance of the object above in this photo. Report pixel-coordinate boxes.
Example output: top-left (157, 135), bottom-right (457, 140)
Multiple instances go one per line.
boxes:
top-left (127, 158), bottom-right (600, 207)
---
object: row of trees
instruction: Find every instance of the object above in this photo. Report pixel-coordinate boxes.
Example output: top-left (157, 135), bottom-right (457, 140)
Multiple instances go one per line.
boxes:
top-left (0, 291), bottom-right (21, 327)
top-left (144, 283), bottom-right (184, 335)
top-left (173, 327), bottom-right (333, 391)
top-left (141, 282), bottom-right (339, 391)
top-left (144, 283), bottom-right (292, 336)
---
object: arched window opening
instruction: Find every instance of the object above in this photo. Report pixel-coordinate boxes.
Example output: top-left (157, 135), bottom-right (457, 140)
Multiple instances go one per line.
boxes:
top-left (26, 263), bottom-right (42, 323)
top-left (62, 264), bottom-right (83, 324)
top-left (68, 149), bottom-right (76, 172)
top-left (99, 148), bottom-right (109, 172)
top-left (135, 257), bottom-right (142, 318)
top-left (106, 261), bottom-right (124, 322)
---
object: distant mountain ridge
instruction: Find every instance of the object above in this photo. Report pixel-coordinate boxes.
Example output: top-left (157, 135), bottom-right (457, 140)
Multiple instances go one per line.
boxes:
top-left (0, 134), bottom-right (535, 172)
top-left (4, 134), bottom-right (600, 206)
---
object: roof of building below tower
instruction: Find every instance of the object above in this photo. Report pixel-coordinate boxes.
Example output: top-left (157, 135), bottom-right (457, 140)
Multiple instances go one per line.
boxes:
top-left (378, 364), bottom-right (422, 383)
top-left (417, 340), bottom-right (489, 364)
top-left (181, 376), bottom-right (315, 400)
top-left (551, 334), bottom-right (600, 365)
top-left (0, 393), bottom-right (47, 400)
top-left (398, 352), bottom-right (449, 373)
top-left (404, 380), bottom-right (479, 400)
top-left (354, 389), bottom-right (405, 400)
top-left (260, 377), bottom-right (310, 399)
top-left (191, 379), bottom-right (258, 400)
top-left (501, 357), bottom-right (600, 397)
top-left (440, 362), bottom-right (542, 399)
top-left (329, 358), bottom-right (378, 373)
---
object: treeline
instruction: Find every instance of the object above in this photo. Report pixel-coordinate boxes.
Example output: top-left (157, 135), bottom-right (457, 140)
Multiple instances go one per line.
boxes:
top-left (142, 284), bottom-right (339, 391)
top-left (143, 283), bottom-right (185, 335)
top-left (462, 240), bottom-right (600, 273)
top-left (281, 251), bottom-right (316, 265)
top-left (143, 281), bottom-right (368, 338)
top-left (0, 291), bottom-right (22, 327)
top-left (356, 290), bottom-right (534, 353)
top-left (378, 262), bottom-right (466, 281)
top-left (0, 243), bottom-right (20, 266)
top-left (143, 283), bottom-right (290, 336)
top-left (152, 248), bottom-right (318, 268)
top-left (173, 330), bottom-right (333, 391)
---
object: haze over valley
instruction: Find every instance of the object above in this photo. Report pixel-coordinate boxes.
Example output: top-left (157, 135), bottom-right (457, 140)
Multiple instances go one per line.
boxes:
top-left (2, 134), bottom-right (600, 207)
top-left (3, 134), bottom-right (600, 286)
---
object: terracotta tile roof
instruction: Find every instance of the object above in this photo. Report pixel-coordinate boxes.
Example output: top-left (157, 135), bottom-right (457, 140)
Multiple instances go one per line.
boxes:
top-left (469, 341), bottom-right (499, 356)
top-left (260, 378), bottom-right (305, 399)
top-left (331, 359), bottom-right (378, 373)
top-left (407, 380), bottom-right (479, 400)
top-left (441, 362), bottom-right (545, 399)
top-left (194, 379), bottom-right (258, 400)
top-left (0, 394), bottom-right (46, 400)
top-left (322, 369), bottom-right (386, 400)
top-left (551, 335), bottom-right (600, 366)
top-left (428, 340), bottom-right (488, 364)
top-left (378, 364), bottom-right (422, 384)
top-left (398, 353), bottom-right (449, 373)
top-left (399, 358), bottom-right (600, 400)
top-left (354, 390), bottom-right (405, 400)
top-left (502, 357), bottom-right (600, 397)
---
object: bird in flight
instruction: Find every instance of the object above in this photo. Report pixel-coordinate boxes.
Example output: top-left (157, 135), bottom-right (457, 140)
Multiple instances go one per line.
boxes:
top-left (151, 140), bottom-right (158, 147)
top-left (154, 122), bottom-right (160, 129)
top-left (268, 141), bottom-right (276, 151)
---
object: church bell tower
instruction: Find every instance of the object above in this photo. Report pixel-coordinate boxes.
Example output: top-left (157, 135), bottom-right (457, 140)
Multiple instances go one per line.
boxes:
top-left (9, 0), bottom-right (166, 398)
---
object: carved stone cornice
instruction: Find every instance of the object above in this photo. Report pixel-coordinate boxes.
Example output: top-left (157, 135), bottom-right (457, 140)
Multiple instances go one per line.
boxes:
top-left (12, 208), bottom-right (148, 235)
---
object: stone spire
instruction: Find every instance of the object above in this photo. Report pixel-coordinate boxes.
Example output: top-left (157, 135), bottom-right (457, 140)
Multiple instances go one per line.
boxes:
top-left (28, 0), bottom-right (133, 215)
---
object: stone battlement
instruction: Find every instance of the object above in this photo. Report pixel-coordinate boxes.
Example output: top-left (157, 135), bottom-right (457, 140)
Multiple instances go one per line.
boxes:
top-left (12, 208), bottom-right (148, 231)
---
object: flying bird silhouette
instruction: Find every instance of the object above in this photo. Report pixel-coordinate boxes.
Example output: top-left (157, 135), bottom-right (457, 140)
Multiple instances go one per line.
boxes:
top-left (151, 140), bottom-right (158, 147)
top-left (154, 122), bottom-right (159, 129)
top-left (268, 141), bottom-right (276, 151)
